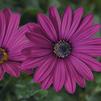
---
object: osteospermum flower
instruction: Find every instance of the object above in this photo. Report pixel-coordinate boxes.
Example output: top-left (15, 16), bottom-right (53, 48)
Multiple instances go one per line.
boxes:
top-left (22, 6), bottom-right (101, 94)
top-left (0, 8), bottom-right (30, 79)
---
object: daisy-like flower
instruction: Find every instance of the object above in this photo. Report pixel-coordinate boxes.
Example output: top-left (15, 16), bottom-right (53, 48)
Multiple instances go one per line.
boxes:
top-left (22, 6), bottom-right (101, 94)
top-left (0, 8), bottom-right (30, 80)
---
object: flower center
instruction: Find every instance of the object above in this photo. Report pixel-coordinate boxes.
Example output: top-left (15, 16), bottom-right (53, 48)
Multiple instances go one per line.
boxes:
top-left (53, 40), bottom-right (71, 58)
top-left (0, 48), bottom-right (8, 64)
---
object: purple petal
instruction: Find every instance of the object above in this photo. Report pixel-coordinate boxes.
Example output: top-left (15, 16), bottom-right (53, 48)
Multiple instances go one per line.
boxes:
top-left (74, 45), bottom-right (101, 50)
top-left (0, 12), bottom-right (6, 45)
top-left (72, 53), bottom-right (101, 72)
top-left (9, 52), bottom-right (26, 61)
top-left (7, 24), bottom-right (29, 50)
top-left (38, 13), bottom-right (57, 41)
top-left (66, 7), bottom-right (84, 39)
top-left (2, 13), bottom-right (21, 47)
top-left (60, 6), bottom-right (72, 39)
top-left (8, 25), bottom-right (30, 61)
top-left (34, 56), bottom-right (56, 82)
top-left (28, 23), bottom-right (51, 41)
top-left (70, 55), bottom-right (94, 80)
top-left (22, 47), bottom-right (51, 58)
top-left (41, 74), bottom-right (53, 90)
top-left (3, 62), bottom-right (20, 77)
top-left (74, 38), bottom-right (101, 46)
top-left (49, 6), bottom-right (61, 34)
top-left (73, 24), bottom-right (100, 42)
top-left (66, 60), bottom-right (86, 88)
top-left (38, 58), bottom-right (56, 82)
top-left (21, 56), bottom-right (47, 70)
top-left (65, 61), bottom-right (76, 94)
top-left (71, 14), bottom-right (94, 40)
top-left (74, 45), bottom-right (101, 57)
top-left (54, 60), bottom-right (65, 92)
top-left (3, 8), bottom-right (12, 26)
top-left (26, 32), bottom-right (52, 48)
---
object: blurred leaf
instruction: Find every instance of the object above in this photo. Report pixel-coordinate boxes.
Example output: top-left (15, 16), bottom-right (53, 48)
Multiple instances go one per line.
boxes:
top-left (21, 8), bottom-right (40, 25)
top-left (15, 74), bottom-right (36, 99)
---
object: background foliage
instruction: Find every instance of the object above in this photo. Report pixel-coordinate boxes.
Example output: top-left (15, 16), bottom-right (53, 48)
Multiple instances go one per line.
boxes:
top-left (0, 0), bottom-right (101, 101)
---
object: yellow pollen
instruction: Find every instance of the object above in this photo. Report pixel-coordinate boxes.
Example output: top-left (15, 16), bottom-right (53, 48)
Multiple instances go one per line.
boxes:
top-left (0, 48), bottom-right (8, 64)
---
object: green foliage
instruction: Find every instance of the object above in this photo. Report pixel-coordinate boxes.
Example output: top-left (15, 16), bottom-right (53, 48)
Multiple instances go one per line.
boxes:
top-left (0, 0), bottom-right (101, 101)
top-left (1, 74), bottom-right (101, 101)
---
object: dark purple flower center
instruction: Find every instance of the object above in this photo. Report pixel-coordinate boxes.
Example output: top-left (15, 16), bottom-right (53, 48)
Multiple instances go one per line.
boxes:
top-left (0, 48), bottom-right (8, 64)
top-left (53, 40), bottom-right (71, 58)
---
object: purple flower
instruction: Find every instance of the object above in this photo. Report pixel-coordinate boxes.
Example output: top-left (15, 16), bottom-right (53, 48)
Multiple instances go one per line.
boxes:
top-left (22, 6), bottom-right (101, 94)
top-left (0, 8), bottom-right (29, 79)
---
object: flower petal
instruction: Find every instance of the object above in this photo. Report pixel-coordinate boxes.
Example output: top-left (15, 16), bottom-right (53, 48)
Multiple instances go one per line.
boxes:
top-left (54, 60), bottom-right (65, 92)
top-left (74, 45), bottom-right (101, 57)
top-left (8, 24), bottom-right (30, 61)
top-left (74, 38), bottom-right (101, 46)
top-left (2, 13), bottom-right (21, 47)
top-left (71, 14), bottom-right (94, 40)
top-left (67, 7), bottom-right (84, 39)
top-left (3, 62), bottom-right (20, 77)
top-left (72, 53), bottom-right (101, 72)
top-left (38, 13), bottom-right (57, 41)
top-left (60, 6), bottom-right (72, 39)
top-left (65, 61), bottom-right (76, 94)
top-left (73, 24), bottom-right (100, 42)
top-left (3, 8), bottom-right (12, 26)
top-left (67, 60), bottom-right (86, 88)
top-left (21, 56), bottom-right (48, 70)
top-left (0, 12), bottom-right (6, 45)
top-left (49, 6), bottom-right (61, 34)
top-left (7, 24), bottom-right (29, 50)
top-left (9, 52), bottom-right (26, 61)
top-left (34, 56), bottom-right (56, 83)
top-left (70, 55), bottom-right (94, 80)
top-left (28, 23), bottom-right (51, 41)
top-left (41, 74), bottom-right (53, 90)
top-left (22, 47), bottom-right (51, 58)
top-left (26, 32), bottom-right (52, 48)
top-left (38, 58), bottom-right (56, 82)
